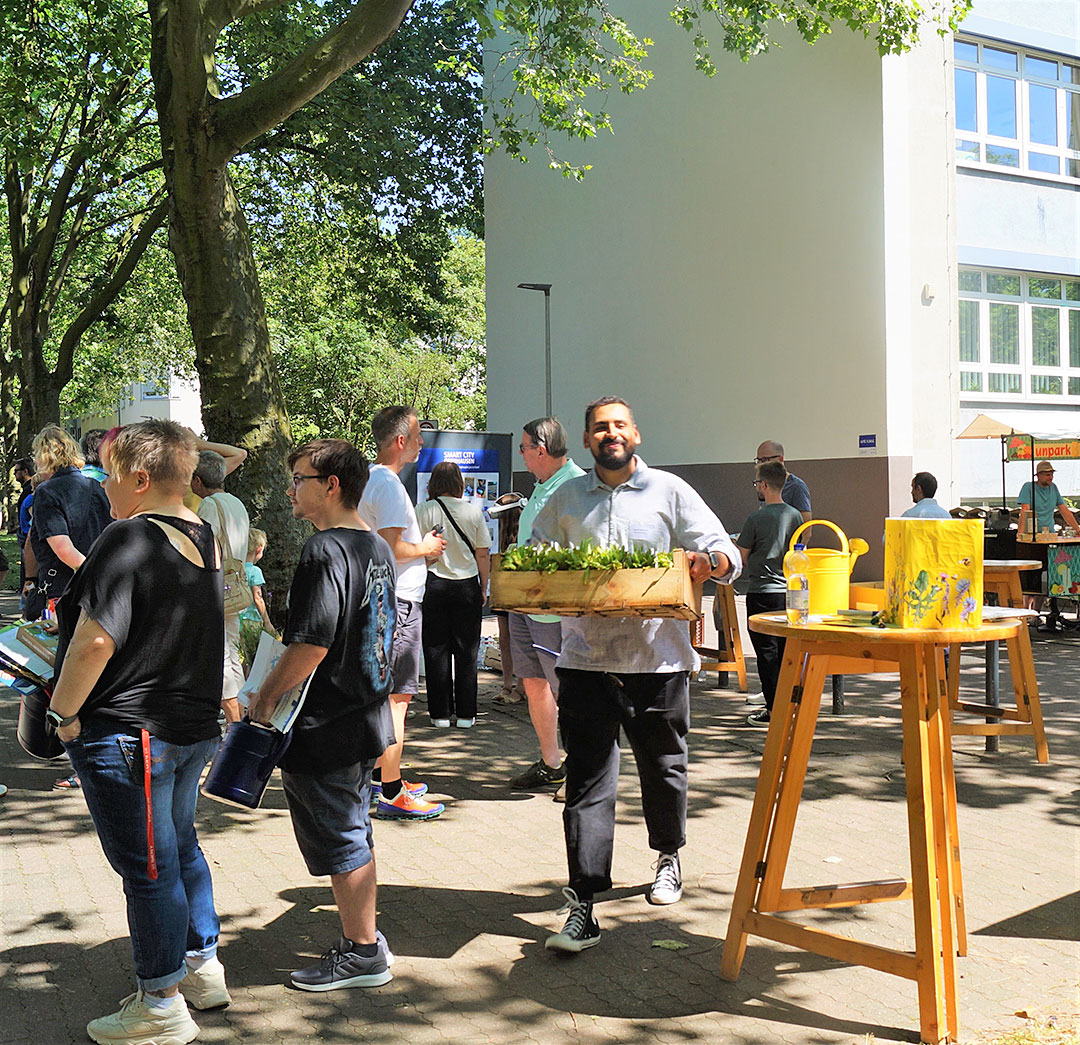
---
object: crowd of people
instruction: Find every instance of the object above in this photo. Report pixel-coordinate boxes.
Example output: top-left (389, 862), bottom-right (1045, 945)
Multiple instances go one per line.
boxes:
top-left (13, 401), bottom-right (979, 1044)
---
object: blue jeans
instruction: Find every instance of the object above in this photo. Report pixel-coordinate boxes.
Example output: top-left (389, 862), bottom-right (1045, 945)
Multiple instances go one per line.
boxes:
top-left (64, 724), bottom-right (221, 991)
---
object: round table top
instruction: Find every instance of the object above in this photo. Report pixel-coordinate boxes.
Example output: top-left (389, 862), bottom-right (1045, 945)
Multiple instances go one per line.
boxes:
top-left (984, 559), bottom-right (1042, 572)
top-left (748, 613), bottom-right (1022, 644)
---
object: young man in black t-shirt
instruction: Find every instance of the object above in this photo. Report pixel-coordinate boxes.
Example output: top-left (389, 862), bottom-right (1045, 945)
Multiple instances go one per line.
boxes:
top-left (249, 439), bottom-right (397, 992)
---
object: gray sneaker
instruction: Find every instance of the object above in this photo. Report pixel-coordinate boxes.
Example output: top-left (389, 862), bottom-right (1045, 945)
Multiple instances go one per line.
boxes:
top-left (290, 936), bottom-right (392, 992)
top-left (510, 758), bottom-right (565, 790)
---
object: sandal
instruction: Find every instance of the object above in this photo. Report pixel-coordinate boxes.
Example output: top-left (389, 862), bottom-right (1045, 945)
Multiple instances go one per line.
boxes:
top-left (493, 689), bottom-right (525, 705)
top-left (54, 774), bottom-right (81, 790)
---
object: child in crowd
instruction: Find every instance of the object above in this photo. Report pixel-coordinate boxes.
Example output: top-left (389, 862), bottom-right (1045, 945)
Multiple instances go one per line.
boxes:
top-left (242, 528), bottom-right (276, 635)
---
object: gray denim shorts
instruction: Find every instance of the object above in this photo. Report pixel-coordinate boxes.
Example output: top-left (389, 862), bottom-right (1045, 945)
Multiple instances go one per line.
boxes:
top-left (391, 598), bottom-right (422, 695)
top-left (508, 613), bottom-right (561, 692)
top-left (281, 759), bottom-right (377, 877)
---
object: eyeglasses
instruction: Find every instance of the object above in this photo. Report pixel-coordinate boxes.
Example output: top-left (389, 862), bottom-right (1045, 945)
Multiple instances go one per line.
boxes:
top-left (754, 454), bottom-right (781, 465)
top-left (290, 473), bottom-right (327, 490)
top-left (752, 479), bottom-right (766, 488)
top-left (518, 442), bottom-right (542, 454)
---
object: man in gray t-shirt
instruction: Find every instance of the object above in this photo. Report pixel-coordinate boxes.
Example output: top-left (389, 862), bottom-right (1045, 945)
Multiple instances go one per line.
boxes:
top-left (736, 461), bottom-right (803, 726)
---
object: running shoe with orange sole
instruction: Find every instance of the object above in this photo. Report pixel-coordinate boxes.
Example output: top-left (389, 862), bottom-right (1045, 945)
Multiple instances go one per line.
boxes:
top-left (373, 789), bottom-right (444, 821)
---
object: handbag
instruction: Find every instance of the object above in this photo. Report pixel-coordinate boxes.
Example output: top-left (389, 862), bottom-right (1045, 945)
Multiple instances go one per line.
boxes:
top-left (206, 495), bottom-right (252, 616)
top-left (434, 497), bottom-right (477, 561)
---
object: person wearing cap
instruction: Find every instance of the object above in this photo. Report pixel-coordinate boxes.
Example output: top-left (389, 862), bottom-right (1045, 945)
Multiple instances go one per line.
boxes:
top-left (1018, 461), bottom-right (1079, 611)
top-left (507, 417), bottom-right (585, 793)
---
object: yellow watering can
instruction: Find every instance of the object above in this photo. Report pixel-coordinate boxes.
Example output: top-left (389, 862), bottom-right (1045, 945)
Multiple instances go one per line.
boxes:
top-left (784, 520), bottom-right (870, 616)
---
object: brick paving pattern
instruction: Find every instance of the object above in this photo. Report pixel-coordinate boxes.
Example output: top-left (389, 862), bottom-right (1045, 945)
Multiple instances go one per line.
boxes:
top-left (2, 599), bottom-right (1077, 1044)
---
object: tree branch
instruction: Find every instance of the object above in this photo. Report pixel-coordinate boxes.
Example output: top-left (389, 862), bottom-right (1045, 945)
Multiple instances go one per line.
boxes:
top-left (211, 0), bottom-right (414, 162)
top-left (42, 196), bottom-right (92, 322)
top-left (67, 160), bottom-right (164, 212)
top-left (53, 196), bottom-right (168, 386)
top-left (204, 0), bottom-right (291, 35)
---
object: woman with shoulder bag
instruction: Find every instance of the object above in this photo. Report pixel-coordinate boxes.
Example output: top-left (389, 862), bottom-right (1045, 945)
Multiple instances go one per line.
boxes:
top-left (415, 462), bottom-right (490, 728)
top-left (47, 420), bottom-right (230, 1043)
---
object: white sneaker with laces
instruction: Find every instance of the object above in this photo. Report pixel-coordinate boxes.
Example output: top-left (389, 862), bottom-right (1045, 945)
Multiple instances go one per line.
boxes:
top-left (545, 887), bottom-right (600, 953)
top-left (649, 852), bottom-right (683, 905)
top-left (87, 991), bottom-right (199, 1045)
top-left (745, 692), bottom-right (766, 706)
top-left (180, 955), bottom-right (231, 1010)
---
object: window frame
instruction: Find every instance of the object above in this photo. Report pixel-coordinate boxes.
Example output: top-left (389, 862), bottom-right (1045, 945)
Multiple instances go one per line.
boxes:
top-left (958, 268), bottom-right (1080, 403)
top-left (954, 37), bottom-right (1080, 184)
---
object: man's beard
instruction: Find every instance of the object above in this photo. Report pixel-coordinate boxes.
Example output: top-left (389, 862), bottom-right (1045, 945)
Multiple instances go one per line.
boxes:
top-left (593, 440), bottom-right (634, 470)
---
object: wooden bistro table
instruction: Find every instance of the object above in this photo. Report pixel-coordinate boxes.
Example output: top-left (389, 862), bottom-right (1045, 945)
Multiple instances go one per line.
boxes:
top-left (723, 613), bottom-right (1029, 1045)
top-left (982, 558), bottom-right (1041, 609)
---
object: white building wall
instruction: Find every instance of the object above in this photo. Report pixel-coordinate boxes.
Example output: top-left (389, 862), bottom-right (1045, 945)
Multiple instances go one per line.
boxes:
top-left (487, 3), bottom-right (953, 568)
top-left (882, 35), bottom-right (959, 512)
top-left (487, 10), bottom-right (895, 468)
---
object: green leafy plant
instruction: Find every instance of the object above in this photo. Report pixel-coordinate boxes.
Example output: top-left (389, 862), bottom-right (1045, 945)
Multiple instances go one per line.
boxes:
top-left (500, 542), bottom-right (675, 573)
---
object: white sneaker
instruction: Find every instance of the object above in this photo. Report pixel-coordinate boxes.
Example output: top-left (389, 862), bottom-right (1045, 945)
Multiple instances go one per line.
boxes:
top-left (87, 991), bottom-right (199, 1045)
top-left (648, 852), bottom-right (683, 905)
top-left (181, 955), bottom-right (231, 1009)
top-left (745, 692), bottom-right (766, 706)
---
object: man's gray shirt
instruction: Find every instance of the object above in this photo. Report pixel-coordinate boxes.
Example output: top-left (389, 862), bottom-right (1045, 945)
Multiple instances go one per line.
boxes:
top-left (530, 457), bottom-right (740, 673)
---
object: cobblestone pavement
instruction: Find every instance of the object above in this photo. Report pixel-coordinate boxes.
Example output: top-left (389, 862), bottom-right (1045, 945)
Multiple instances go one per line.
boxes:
top-left (1, 604), bottom-right (1077, 1044)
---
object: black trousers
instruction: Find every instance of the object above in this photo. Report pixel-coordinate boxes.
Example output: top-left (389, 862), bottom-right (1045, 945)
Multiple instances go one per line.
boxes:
top-left (745, 591), bottom-right (787, 711)
top-left (556, 668), bottom-right (689, 899)
top-left (421, 574), bottom-right (482, 720)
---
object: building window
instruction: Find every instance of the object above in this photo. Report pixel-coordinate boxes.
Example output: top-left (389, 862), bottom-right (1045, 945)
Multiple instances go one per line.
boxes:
top-left (954, 38), bottom-right (1080, 183)
top-left (958, 268), bottom-right (1080, 402)
top-left (140, 375), bottom-right (172, 400)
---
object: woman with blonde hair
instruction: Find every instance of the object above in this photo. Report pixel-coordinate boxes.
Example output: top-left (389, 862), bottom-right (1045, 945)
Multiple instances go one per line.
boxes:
top-left (48, 419), bottom-right (230, 1043)
top-left (27, 424), bottom-right (111, 615)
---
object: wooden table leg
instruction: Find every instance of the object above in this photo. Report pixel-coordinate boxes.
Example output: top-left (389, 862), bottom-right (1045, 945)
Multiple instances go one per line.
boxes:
top-left (1007, 625), bottom-right (1050, 764)
top-left (899, 645), bottom-right (958, 1044)
top-left (721, 639), bottom-right (807, 980)
top-left (758, 655), bottom-right (828, 910)
top-left (931, 647), bottom-right (967, 958)
top-left (1005, 573), bottom-right (1024, 609)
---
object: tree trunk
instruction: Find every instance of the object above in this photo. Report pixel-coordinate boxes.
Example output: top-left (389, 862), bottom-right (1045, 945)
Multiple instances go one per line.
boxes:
top-left (149, 0), bottom-right (304, 601)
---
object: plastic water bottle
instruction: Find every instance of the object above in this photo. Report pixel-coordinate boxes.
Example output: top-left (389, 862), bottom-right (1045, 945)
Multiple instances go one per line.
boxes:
top-left (785, 543), bottom-right (810, 625)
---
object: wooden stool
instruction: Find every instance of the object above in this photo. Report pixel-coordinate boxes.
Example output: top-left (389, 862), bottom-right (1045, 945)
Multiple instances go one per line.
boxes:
top-left (723, 614), bottom-right (1027, 1044)
top-left (692, 583), bottom-right (747, 691)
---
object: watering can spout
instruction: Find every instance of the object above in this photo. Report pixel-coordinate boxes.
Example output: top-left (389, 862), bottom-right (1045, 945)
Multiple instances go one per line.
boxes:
top-left (849, 537), bottom-right (869, 573)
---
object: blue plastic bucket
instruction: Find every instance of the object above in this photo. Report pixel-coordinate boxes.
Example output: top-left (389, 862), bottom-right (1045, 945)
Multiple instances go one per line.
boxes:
top-left (201, 720), bottom-right (291, 809)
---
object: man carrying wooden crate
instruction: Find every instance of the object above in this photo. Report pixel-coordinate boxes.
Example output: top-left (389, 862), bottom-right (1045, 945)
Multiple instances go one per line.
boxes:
top-left (531, 396), bottom-right (740, 953)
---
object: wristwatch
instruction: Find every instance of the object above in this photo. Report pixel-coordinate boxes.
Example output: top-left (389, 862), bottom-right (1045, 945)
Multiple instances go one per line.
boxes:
top-left (706, 550), bottom-right (723, 571)
top-left (45, 708), bottom-right (79, 730)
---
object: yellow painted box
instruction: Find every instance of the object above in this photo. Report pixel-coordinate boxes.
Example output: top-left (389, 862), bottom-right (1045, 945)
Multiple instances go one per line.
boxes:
top-left (883, 519), bottom-right (983, 629)
top-left (489, 549), bottom-right (702, 621)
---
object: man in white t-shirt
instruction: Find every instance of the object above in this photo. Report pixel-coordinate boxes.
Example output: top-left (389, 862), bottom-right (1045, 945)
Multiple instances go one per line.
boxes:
top-left (358, 406), bottom-right (447, 821)
top-left (194, 450), bottom-right (250, 723)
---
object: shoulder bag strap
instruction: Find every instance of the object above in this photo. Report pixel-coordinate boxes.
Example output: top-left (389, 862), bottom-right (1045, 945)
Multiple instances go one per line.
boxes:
top-left (208, 494), bottom-right (235, 566)
top-left (434, 497), bottom-right (476, 560)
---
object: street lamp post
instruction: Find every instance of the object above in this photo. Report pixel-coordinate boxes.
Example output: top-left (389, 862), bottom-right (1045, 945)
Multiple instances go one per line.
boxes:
top-left (517, 283), bottom-right (552, 415)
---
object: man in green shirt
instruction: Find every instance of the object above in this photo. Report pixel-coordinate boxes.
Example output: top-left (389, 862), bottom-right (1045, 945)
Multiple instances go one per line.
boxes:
top-left (508, 417), bottom-right (585, 791)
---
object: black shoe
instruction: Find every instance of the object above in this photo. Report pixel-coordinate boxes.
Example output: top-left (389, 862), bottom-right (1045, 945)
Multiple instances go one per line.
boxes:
top-left (510, 758), bottom-right (565, 790)
top-left (290, 937), bottom-right (392, 991)
top-left (545, 888), bottom-right (601, 953)
top-left (746, 708), bottom-right (771, 727)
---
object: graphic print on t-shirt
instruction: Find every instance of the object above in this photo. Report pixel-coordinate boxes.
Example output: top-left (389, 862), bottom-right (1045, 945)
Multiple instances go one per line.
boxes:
top-left (361, 558), bottom-right (395, 696)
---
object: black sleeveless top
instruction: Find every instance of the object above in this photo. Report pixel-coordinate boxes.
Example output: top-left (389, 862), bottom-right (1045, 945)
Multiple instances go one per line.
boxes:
top-left (55, 515), bottom-right (225, 745)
